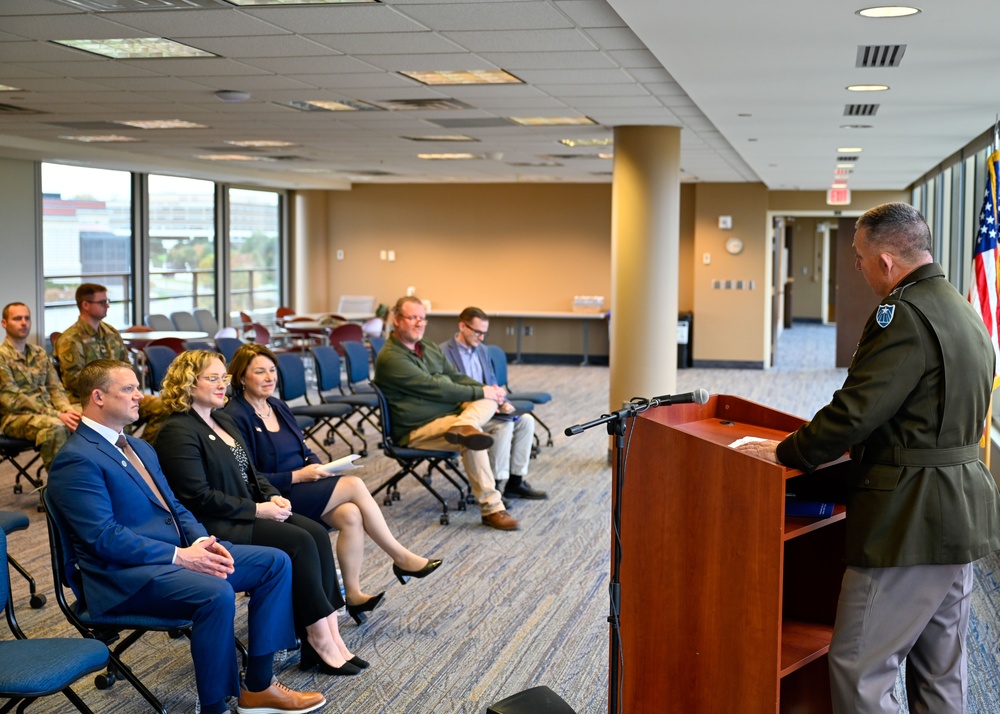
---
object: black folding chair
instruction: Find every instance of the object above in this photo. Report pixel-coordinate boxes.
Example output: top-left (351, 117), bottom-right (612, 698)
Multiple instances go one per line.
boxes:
top-left (370, 385), bottom-right (473, 525)
top-left (43, 488), bottom-right (195, 714)
top-left (0, 436), bottom-right (44, 512)
top-left (274, 353), bottom-right (359, 459)
top-left (0, 530), bottom-right (109, 714)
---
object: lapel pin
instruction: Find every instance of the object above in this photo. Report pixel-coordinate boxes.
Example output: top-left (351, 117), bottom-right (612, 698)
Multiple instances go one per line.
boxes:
top-left (208, 434), bottom-right (217, 441)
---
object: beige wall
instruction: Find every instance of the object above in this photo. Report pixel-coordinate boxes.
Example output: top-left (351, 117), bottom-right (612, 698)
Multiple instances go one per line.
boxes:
top-left (691, 183), bottom-right (770, 364)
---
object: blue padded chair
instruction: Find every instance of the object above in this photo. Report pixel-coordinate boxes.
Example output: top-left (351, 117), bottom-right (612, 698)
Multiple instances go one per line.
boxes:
top-left (215, 337), bottom-right (244, 363)
top-left (43, 488), bottom-right (207, 714)
top-left (169, 311), bottom-right (200, 331)
top-left (341, 341), bottom-right (381, 436)
top-left (370, 385), bottom-right (472, 526)
top-left (0, 529), bottom-right (110, 714)
top-left (0, 436), bottom-right (44, 512)
top-left (310, 346), bottom-right (378, 455)
top-left (487, 345), bottom-right (554, 447)
top-left (143, 314), bottom-right (174, 331)
top-left (0, 511), bottom-right (45, 610)
top-left (142, 345), bottom-right (177, 393)
top-left (274, 353), bottom-right (358, 460)
top-left (368, 336), bottom-right (386, 358)
top-left (193, 309), bottom-right (220, 336)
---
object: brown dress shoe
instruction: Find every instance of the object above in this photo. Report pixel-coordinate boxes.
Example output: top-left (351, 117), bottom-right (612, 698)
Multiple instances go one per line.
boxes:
top-left (481, 510), bottom-right (519, 530)
top-left (237, 680), bottom-right (326, 714)
top-left (445, 425), bottom-right (494, 451)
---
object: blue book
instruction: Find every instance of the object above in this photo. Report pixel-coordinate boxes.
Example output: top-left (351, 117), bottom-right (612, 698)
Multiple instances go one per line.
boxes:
top-left (785, 499), bottom-right (835, 518)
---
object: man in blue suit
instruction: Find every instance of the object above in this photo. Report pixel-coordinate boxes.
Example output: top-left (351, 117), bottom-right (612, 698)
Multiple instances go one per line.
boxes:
top-left (441, 306), bottom-right (546, 500)
top-left (47, 359), bottom-right (325, 714)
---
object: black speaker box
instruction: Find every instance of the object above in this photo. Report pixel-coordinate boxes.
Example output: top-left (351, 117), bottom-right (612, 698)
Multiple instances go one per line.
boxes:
top-left (486, 686), bottom-right (577, 714)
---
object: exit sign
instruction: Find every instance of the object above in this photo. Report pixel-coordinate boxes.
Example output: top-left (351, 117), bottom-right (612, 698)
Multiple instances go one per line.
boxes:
top-left (827, 187), bottom-right (851, 206)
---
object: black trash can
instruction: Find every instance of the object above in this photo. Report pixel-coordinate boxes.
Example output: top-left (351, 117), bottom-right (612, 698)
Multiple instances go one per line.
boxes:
top-left (677, 312), bottom-right (693, 368)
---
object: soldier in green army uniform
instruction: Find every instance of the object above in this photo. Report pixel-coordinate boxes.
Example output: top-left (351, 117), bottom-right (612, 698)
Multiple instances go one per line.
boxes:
top-left (55, 283), bottom-right (130, 401)
top-left (738, 203), bottom-right (1000, 714)
top-left (54, 283), bottom-right (169, 440)
top-left (0, 302), bottom-right (80, 470)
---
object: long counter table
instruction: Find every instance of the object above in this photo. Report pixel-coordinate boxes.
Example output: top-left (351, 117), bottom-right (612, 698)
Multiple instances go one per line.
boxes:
top-left (427, 309), bottom-right (608, 365)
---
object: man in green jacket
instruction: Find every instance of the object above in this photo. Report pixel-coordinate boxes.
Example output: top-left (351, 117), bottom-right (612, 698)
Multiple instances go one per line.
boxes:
top-left (374, 296), bottom-right (518, 531)
top-left (739, 202), bottom-right (1000, 713)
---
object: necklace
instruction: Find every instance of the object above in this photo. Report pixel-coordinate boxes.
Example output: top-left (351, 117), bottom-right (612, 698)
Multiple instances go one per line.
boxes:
top-left (251, 400), bottom-right (272, 420)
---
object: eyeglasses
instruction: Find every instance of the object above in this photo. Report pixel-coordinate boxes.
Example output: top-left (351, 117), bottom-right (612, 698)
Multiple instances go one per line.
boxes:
top-left (399, 315), bottom-right (427, 324)
top-left (87, 299), bottom-right (111, 307)
top-left (462, 323), bottom-right (488, 339)
top-left (199, 374), bottom-right (232, 386)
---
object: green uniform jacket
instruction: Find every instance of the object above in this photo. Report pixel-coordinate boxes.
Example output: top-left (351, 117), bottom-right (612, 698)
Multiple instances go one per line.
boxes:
top-left (0, 340), bottom-right (72, 423)
top-left (776, 263), bottom-right (1000, 567)
top-left (373, 333), bottom-right (484, 444)
top-left (56, 318), bottom-right (127, 402)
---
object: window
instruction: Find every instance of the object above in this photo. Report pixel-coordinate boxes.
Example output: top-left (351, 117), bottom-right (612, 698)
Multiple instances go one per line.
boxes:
top-left (41, 163), bottom-right (133, 333)
top-left (148, 175), bottom-right (216, 317)
top-left (228, 188), bottom-right (281, 322)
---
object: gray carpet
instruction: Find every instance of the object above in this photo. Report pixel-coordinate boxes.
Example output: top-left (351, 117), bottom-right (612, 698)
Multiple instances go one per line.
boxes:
top-left (2, 322), bottom-right (999, 713)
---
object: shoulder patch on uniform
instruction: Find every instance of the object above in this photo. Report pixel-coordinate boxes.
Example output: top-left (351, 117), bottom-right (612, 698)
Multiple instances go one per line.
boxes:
top-left (876, 304), bottom-right (895, 328)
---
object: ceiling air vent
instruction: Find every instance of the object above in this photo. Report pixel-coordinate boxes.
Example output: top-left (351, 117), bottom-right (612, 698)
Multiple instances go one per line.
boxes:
top-left (0, 103), bottom-right (45, 115)
top-left (844, 104), bottom-right (879, 116)
top-left (374, 98), bottom-right (474, 111)
top-left (836, 155), bottom-right (859, 162)
top-left (856, 45), bottom-right (906, 68)
top-left (51, 0), bottom-right (231, 10)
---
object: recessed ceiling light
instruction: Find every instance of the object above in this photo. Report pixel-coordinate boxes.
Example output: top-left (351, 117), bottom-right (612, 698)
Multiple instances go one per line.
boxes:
top-left (417, 153), bottom-right (478, 160)
top-left (402, 135), bottom-right (478, 142)
top-left (559, 138), bottom-right (613, 147)
top-left (114, 119), bottom-right (208, 129)
top-left (196, 154), bottom-right (275, 162)
top-left (836, 163), bottom-right (857, 168)
top-left (400, 69), bottom-right (522, 86)
top-left (737, 113), bottom-right (752, 117)
top-left (59, 135), bottom-right (142, 143)
top-left (54, 38), bottom-right (214, 59)
top-left (847, 85), bottom-right (889, 92)
top-left (837, 147), bottom-right (863, 153)
top-left (597, 152), bottom-right (614, 160)
top-left (508, 116), bottom-right (596, 127)
top-left (840, 124), bottom-right (874, 129)
top-left (275, 99), bottom-right (380, 112)
top-left (0, 84), bottom-right (21, 92)
top-left (224, 140), bottom-right (299, 148)
top-left (226, 0), bottom-right (376, 4)
top-left (857, 6), bottom-right (921, 18)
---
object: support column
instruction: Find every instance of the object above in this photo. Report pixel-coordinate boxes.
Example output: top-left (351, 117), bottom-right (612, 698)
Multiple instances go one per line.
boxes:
top-left (610, 126), bottom-right (681, 410)
top-left (291, 190), bottom-right (330, 313)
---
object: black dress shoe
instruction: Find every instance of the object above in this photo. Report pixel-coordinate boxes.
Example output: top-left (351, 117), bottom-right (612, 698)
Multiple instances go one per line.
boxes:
top-left (299, 641), bottom-right (362, 676)
top-left (504, 479), bottom-right (548, 500)
top-left (348, 655), bottom-right (370, 670)
top-left (393, 558), bottom-right (443, 585)
top-left (346, 591), bottom-right (385, 626)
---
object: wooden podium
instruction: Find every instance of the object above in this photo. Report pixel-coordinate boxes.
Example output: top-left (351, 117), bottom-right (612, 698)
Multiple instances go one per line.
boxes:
top-left (615, 394), bottom-right (848, 713)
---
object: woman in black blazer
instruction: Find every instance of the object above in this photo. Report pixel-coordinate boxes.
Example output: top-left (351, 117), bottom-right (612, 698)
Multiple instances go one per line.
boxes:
top-left (223, 343), bottom-right (441, 625)
top-left (154, 350), bottom-right (365, 676)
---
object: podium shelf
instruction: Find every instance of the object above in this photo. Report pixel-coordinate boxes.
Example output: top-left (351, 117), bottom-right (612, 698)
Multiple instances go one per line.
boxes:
top-left (780, 620), bottom-right (834, 677)
top-left (784, 504), bottom-right (847, 540)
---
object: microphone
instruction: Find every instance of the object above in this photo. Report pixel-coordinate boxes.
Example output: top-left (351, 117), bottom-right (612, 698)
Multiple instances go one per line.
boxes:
top-left (648, 388), bottom-right (709, 407)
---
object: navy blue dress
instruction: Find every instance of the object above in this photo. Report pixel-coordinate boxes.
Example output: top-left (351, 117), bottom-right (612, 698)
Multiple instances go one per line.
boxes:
top-left (224, 393), bottom-right (341, 523)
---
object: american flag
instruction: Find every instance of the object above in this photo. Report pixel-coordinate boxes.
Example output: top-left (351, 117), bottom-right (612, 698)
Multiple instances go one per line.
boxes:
top-left (968, 147), bottom-right (1000, 386)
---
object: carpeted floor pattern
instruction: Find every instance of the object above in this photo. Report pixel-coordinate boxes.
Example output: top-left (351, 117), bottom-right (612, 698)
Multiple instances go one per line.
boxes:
top-left (1, 322), bottom-right (998, 713)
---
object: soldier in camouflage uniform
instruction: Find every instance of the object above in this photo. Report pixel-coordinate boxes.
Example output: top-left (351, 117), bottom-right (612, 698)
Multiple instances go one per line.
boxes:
top-left (55, 283), bottom-right (130, 402)
top-left (0, 302), bottom-right (80, 470)
top-left (54, 283), bottom-right (168, 442)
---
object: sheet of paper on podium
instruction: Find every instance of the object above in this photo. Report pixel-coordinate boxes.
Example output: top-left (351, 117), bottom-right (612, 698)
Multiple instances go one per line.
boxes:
top-left (727, 436), bottom-right (767, 448)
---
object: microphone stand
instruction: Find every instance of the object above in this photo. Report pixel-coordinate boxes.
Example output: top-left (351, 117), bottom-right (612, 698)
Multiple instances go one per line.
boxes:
top-left (565, 398), bottom-right (654, 714)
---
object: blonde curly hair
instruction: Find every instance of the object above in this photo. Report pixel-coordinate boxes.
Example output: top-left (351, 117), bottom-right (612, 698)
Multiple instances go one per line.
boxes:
top-left (160, 350), bottom-right (227, 413)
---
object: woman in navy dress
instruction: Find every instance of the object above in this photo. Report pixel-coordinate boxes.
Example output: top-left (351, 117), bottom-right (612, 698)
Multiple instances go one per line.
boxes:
top-left (224, 343), bottom-right (441, 625)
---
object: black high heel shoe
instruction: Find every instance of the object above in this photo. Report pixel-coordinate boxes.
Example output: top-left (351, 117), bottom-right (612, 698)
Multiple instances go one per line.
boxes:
top-left (299, 641), bottom-right (362, 676)
top-left (345, 591), bottom-right (385, 626)
top-left (393, 558), bottom-right (443, 585)
top-left (348, 655), bottom-right (370, 670)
